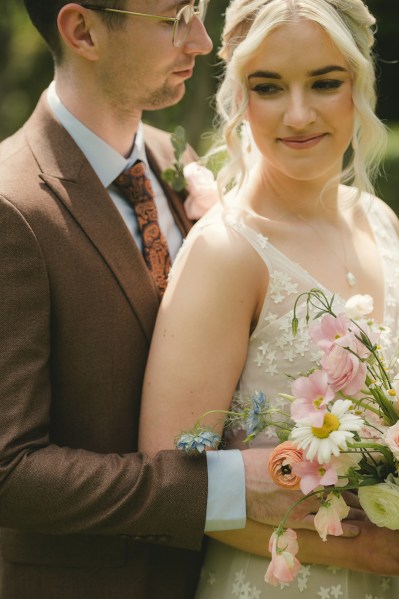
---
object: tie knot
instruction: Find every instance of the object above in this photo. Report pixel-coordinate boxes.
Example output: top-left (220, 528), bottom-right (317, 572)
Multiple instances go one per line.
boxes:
top-left (114, 160), bottom-right (154, 202)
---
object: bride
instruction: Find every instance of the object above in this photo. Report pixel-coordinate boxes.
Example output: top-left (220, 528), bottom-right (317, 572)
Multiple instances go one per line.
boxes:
top-left (139, 0), bottom-right (399, 596)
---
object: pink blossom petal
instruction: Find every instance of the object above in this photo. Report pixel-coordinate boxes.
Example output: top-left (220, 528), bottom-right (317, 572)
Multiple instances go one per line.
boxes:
top-left (265, 529), bottom-right (301, 586)
top-left (291, 370), bottom-right (335, 425)
top-left (314, 494), bottom-right (349, 541)
top-left (310, 313), bottom-right (352, 351)
top-left (293, 460), bottom-right (338, 495)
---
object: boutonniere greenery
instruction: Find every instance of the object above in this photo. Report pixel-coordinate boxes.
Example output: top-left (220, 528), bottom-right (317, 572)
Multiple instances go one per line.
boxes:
top-left (162, 126), bottom-right (187, 192)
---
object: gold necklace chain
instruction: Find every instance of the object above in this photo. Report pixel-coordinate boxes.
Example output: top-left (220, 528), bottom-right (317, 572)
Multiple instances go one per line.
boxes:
top-left (280, 204), bottom-right (357, 287)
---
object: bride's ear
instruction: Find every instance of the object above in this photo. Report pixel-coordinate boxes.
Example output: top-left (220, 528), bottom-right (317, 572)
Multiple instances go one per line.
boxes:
top-left (57, 3), bottom-right (101, 62)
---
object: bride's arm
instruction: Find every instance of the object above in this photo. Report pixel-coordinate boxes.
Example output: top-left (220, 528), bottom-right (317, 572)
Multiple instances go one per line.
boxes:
top-left (138, 221), bottom-right (361, 561)
top-left (209, 519), bottom-right (399, 576)
top-left (139, 221), bottom-right (266, 452)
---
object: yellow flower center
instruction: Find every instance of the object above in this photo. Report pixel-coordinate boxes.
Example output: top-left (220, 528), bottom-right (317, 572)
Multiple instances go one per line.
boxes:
top-left (388, 389), bottom-right (397, 397)
top-left (311, 413), bottom-right (340, 439)
top-left (313, 396), bottom-right (323, 409)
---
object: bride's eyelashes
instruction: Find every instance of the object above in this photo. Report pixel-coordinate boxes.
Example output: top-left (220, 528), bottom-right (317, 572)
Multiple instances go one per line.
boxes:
top-left (248, 79), bottom-right (345, 97)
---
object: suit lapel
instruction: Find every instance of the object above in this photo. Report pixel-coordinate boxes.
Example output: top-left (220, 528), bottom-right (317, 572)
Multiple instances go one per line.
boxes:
top-left (26, 95), bottom-right (159, 341)
top-left (146, 145), bottom-right (193, 238)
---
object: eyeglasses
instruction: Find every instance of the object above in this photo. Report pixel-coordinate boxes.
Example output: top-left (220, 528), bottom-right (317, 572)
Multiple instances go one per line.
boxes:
top-left (81, 1), bottom-right (210, 48)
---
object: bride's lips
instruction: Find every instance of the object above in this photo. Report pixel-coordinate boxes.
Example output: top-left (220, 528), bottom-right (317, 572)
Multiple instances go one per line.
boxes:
top-left (278, 133), bottom-right (327, 149)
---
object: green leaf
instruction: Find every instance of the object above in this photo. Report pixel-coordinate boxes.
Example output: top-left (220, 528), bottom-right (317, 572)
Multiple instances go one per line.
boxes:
top-left (171, 125), bottom-right (187, 159)
top-left (161, 126), bottom-right (188, 192)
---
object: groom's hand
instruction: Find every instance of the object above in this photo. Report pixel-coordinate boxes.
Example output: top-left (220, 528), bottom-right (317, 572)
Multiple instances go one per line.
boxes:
top-left (241, 448), bottom-right (362, 537)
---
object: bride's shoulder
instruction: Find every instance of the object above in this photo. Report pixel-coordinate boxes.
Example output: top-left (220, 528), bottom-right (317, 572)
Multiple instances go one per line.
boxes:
top-left (371, 197), bottom-right (399, 235)
top-left (362, 191), bottom-right (399, 237)
top-left (174, 204), bottom-right (261, 277)
top-left (341, 185), bottom-right (399, 236)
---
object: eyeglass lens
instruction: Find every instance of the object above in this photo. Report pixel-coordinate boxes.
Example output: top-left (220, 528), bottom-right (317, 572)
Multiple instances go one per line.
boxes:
top-left (173, 0), bottom-right (209, 47)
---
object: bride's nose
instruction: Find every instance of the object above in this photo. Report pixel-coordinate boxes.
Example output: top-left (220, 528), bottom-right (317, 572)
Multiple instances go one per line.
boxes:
top-left (283, 89), bottom-right (316, 129)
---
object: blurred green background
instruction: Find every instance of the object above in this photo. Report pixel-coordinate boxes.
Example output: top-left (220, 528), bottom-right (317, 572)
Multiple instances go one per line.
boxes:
top-left (0, 0), bottom-right (398, 209)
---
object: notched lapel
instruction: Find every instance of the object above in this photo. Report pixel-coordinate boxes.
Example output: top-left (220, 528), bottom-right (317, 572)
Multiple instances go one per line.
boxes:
top-left (41, 169), bottom-right (160, 342)
top-left (28, 95), bottom-right (159, 341)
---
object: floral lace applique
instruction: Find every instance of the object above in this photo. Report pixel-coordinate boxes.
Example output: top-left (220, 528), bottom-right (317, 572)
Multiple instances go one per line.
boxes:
top-left (269, 271), bottom-right (299, 304)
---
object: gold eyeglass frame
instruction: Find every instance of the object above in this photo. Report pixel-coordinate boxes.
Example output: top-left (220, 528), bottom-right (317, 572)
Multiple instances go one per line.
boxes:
top-left (81, 1), bottom-right (210, 47)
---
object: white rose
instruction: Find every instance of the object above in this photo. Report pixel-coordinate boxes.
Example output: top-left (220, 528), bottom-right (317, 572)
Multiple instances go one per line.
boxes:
top-left (358, 481), bottom-right (399, 529)
top-left (344, 294), bottom-right (374, 320)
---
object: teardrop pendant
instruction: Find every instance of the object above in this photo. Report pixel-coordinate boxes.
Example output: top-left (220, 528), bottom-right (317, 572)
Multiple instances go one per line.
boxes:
top-left (346, 271), bottom-right (357, 287)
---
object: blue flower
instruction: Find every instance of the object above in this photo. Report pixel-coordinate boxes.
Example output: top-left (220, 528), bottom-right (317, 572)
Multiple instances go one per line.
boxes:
top-left (176, 429), bottom-right (221, 453)
top-left (246, 391), bottom-right (267, 438)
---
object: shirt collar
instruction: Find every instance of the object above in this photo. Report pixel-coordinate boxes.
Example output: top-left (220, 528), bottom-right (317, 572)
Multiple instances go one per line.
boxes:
top-left (46, 81), bottom-right (149, 187)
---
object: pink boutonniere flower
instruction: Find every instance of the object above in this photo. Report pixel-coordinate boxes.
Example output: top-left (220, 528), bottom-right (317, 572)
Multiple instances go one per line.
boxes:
top-left (183, 162), bottom-right (219, 220)
top-left (162, 126), bottom-right (219, 220)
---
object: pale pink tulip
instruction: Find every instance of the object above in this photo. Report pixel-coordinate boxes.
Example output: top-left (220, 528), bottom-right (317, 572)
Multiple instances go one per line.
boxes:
top-left (265, 529), bottom-right (301, 586)
top-left (291, 369), bottom-right (335, 427)
top-left (314, 493), bottom-right (349, 541)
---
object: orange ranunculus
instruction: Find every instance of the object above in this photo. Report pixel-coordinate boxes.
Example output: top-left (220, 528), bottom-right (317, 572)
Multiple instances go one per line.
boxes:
top-left (268, 441), bottom-right (303, 490)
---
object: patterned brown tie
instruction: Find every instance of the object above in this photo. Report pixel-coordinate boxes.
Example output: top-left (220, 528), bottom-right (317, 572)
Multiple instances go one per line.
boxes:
top-left (114, 160), bottom-right (171, 295)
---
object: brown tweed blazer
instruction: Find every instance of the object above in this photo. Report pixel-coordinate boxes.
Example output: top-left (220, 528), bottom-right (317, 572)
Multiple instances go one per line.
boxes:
top-left (0, 93), bottom-right (208, 598)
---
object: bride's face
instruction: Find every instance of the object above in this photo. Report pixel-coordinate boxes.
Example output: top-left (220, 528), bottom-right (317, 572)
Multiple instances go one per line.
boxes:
top-left (244, 19), bottom-right (354, 183)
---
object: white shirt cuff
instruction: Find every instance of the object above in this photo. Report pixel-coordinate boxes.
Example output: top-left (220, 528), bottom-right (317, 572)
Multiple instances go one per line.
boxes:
top-left (204, 450), bottom-right (246, 532)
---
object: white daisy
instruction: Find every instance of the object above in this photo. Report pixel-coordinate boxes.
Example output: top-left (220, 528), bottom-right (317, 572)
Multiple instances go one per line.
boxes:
top-left (290, 399), bottom-right (364, 464)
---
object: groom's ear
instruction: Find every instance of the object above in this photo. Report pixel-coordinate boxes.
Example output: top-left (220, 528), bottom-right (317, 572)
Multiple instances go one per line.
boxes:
top-left (57, 3), bottom-right (101, 62)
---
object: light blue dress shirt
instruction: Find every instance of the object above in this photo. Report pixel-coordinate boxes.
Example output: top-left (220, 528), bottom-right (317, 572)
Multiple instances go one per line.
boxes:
top-left (46, 82), bottom-right (246, 531)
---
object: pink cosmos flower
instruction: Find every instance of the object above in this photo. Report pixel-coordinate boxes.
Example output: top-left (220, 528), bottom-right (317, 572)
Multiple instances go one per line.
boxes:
top-left (292, 459), bottom-right (338, 495)
top-left (291, 369), bottom-right (335, 427)
top-left (384, 421), bottom-right (399, 460)
top-left (314, 493), bottom-right (349, 541)
top-left (265, 529), bottom-right (301, 586)
top-left (310, 313), bottom-right (354, 352)
top-left (320, 343), bottom-right (367, 395)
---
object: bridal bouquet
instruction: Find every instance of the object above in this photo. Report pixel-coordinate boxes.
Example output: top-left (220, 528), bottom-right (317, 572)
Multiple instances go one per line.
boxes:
top-left (263, 289), bottom-right (399, 585)
top-left (175, 289), bottom-right (399, 586)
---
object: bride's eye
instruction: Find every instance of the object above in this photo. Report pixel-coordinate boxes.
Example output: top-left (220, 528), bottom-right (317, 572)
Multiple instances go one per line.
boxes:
top-left (250, 83), bottom-right (283, 96)
top-left (313, 79), bottom-right (344, 91)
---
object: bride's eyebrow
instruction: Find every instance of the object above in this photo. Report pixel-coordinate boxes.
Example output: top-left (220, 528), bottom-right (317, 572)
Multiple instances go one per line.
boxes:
top-left (248, 65), bottom-right (348, 80)
top-left (248, 71), bottom-right (281, 80)
top-left (308, 65), bottom-right (348, 76)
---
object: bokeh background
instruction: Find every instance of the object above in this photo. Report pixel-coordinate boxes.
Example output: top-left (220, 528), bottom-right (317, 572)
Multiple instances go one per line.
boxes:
top-left (1, 0), bottom-right (398, 208)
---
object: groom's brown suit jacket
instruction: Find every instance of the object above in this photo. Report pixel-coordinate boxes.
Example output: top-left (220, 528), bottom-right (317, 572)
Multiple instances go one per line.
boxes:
top-left (0, 93), bottom-right (208, 598)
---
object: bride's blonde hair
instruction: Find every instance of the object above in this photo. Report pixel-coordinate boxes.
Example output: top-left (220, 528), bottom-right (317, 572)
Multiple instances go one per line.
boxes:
top-left (214, 0), bottom-right (387, 197)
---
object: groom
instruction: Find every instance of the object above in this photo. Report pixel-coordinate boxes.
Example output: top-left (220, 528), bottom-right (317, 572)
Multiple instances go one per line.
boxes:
top-left (0, 2), bottom-right (283, 598)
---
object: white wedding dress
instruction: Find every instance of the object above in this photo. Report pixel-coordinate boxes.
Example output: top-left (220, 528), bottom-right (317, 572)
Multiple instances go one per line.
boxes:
top-left (190, 197), bottom-right (399, 598)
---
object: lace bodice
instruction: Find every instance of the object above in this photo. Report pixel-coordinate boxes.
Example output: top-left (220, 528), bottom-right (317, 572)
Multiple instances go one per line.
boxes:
top-left (222, 201), bottom-right (399, 449)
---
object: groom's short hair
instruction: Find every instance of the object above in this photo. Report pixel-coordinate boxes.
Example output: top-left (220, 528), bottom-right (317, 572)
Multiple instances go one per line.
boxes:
top-left (23, 0), bottom-right (126, 62)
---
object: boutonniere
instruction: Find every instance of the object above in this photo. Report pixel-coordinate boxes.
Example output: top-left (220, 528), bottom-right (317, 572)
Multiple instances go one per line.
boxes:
top-left (162, 126), bottom-right (219, 219)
